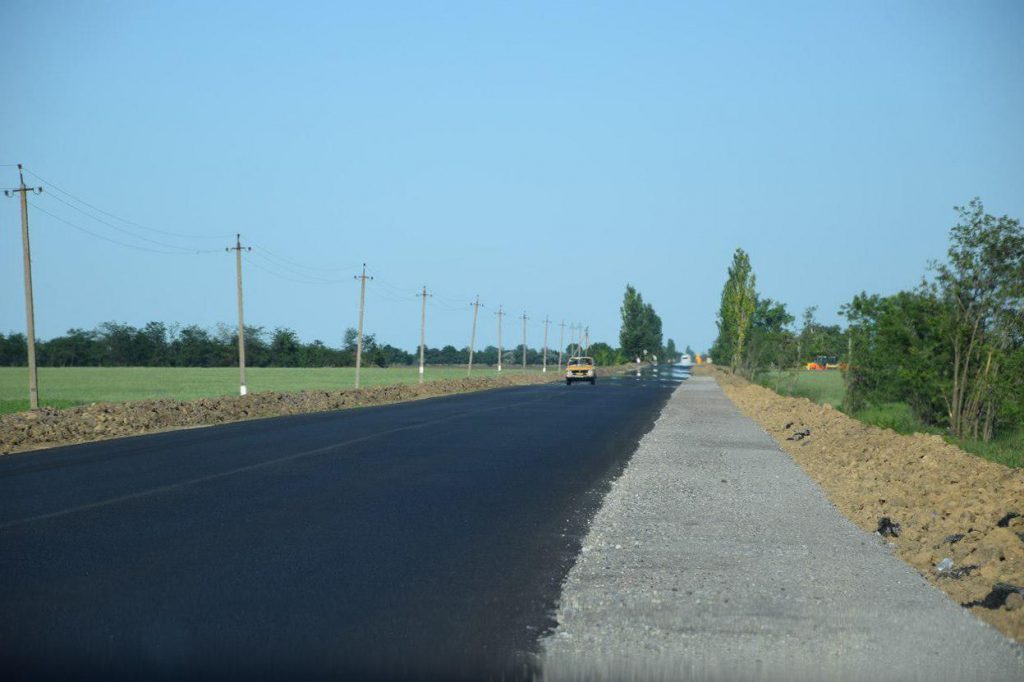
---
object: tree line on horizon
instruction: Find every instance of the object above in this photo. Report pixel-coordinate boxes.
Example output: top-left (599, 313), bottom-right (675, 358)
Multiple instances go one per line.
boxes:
top-left (0, 323), bottom-right (592, 369)
top-left (0, 284), bottom-right (685, 371)
top-left (712, 198), bottom-right (1023, 443)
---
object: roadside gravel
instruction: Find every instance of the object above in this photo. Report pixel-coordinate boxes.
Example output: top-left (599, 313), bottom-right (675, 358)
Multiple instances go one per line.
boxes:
top-left (540, 375), bottom-right (1023, 681)
top-left (713, 366), bottom-right (1024, 643)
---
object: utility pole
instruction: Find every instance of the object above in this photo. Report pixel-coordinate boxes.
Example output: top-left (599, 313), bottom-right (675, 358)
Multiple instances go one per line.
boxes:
top-left (558, 320), bottom-right (565, 372)
top-left (583, 325), bottom-right (590, 354)
top-left (520, 312), bottom-right (529, 372)
top-left (467, 295), bottom-right (482, 377)
top-left (4, 165), bottom-right (43, 409)
top-left (542, 316), bottom-right (550, 373)
top-left (495, 305), bottom-right (506, 372)
top-left (417, 286), bottom-right (431, 384)
top-left (226, 234), bottom-right (252, 396)
top-left (353, 263), bottom-right (372, 388)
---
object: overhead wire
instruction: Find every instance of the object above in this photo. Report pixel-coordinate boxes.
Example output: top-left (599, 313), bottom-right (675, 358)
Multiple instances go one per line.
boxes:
top-left (247, 239), bottom-right (361, 274)
top-left (429, 298), bottom-right (473, 312)
top-left (28, 200), bottom-right (218, 256)
top-left (22, 167), bottom-right (232, 240)
top-left (38, 190), bottom-right (217, 254)
top-left (247, 249), bottom-right (351, 283)
top-left (243, 252), bottom-right (351, 286)
top-left (19, 167), bottom-right (578, 348)
top-left (367, 286), bottom-right (417, 305)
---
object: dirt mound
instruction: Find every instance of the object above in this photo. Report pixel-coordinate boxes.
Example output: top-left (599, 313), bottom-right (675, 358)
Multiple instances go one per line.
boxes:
top-left (706, 366), bottom-right (1024, 643)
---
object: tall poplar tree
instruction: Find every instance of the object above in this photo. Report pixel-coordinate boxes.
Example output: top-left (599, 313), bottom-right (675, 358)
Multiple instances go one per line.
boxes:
top-left (714, 248), bottom-right (757, 373)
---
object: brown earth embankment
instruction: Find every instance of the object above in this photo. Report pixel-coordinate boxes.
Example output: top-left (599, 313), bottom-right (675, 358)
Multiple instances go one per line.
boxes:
top-left (699, 365), bottom-right (1024, 642)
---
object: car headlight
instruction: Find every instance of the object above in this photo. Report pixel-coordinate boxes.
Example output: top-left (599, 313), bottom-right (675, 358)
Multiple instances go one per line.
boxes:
top-left (587, 369), bottom-right (594, 376)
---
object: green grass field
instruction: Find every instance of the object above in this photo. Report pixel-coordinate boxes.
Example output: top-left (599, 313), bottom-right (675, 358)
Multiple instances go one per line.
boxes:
top-left (755, 369), bottom-right (1022, 468)
top-left (0, 366), bottom-right (552, 414)
top-left (754, 370), bottom-right (846, 408)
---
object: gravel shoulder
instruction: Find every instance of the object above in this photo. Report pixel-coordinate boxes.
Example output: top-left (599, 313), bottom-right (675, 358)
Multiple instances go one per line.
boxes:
top-left (711, 367), bottom-right (1024, 643)
top-left (540, 375), bottom-right (1023, 681)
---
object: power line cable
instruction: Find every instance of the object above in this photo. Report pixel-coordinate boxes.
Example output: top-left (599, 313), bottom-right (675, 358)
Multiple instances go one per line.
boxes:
top-left (367, 286), bottom-right (416, 304)
top-left (28, 200), bottom-right (216, 255)
top-left (248, 249), bottom-right (351, 283)
top-left (247, 239), bottom-right (361, 274)
top-left (22, 167), bottom-right (232, 240)
top-left (243, 253), bottom-right (349, 286)
top-left (38, 191), bottom-right (212, 253)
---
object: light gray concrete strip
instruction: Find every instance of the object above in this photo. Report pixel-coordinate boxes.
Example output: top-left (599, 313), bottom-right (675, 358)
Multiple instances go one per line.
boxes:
top-left (540, 376), bottom-right (1024, 681)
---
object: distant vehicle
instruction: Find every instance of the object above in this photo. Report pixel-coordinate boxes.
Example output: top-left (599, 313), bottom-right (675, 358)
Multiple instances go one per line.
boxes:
top-left (565, 356), bottom-right (596, 385)
top-left (806, 355), bottom-right (841, 371)
top-left (679, 353), bottom-right (693, 367)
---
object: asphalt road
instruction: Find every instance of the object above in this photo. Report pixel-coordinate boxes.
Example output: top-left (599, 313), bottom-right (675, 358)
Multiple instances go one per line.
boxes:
top-left (0, 366), bottom-right (686, 680)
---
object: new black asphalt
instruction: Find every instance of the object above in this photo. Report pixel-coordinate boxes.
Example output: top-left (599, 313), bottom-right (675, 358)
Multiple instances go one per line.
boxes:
top-left (0, 367), bottom-right (686, 680)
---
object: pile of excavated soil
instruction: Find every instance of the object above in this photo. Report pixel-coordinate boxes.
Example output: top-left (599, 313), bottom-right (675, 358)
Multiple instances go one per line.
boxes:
top-left (703, 366), bottom-right (1024, 643)
top-left (0, 370), bottom-right (573, 455)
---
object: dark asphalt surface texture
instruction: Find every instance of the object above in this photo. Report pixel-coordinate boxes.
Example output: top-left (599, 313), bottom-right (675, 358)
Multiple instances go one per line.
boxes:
top-left (1, 366), bottom-right (686, 680)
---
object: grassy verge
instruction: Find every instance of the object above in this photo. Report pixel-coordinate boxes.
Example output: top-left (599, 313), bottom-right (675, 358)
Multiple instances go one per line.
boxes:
top-left (755, 369), bottom-right (1022, 468)
top-left (754, 369), bottom-right (845, 407)
top-left (0, 366), bottom-right (555, 415)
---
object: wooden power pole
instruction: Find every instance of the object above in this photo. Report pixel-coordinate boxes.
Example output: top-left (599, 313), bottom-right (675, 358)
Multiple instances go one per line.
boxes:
top-left (542, 316), bottom-right (550, 373)
top-left (467, 296), bottom-right (482, 377)
top-left (520, 312), bottom-right (529, 372)
top-left (227, 234), bottom-right (252, 396)
top-left (495, 305), bottom-right (506, 372)
top-left (558, 320), bottom-right (565, 372)
top-left (4, 165), bottom-right (43, 409)
top-left (417, 285), bottom-right (431, 384)
top-left (353, 263), bottom-right (372, 389)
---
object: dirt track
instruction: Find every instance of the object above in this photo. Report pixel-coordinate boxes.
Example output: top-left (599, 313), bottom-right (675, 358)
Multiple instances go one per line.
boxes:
top-left (704, 366), bottom-right (1024, 643)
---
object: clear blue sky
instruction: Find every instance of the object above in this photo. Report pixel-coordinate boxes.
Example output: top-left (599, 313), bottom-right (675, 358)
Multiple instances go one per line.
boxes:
top-left (2, 1), bottom-right (1022, 354)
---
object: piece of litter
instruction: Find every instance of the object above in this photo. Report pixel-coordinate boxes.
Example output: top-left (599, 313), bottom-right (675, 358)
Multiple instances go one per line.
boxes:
top-left (877, 517), bottom-right (901, 538)
top-left (996, 512), bottom-right (1020, 528)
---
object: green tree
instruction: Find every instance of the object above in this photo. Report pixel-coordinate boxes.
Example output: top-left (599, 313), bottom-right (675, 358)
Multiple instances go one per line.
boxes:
top-left (713, 248), bottom-right (757, 374)
top-left (665, 338), bottom-right (678, 362)
top-left (840, 289), bottom-right (949, 422)
top-left (934, 198), bottom-right (1024, 440)
top-left (619, 284), bottom-right (647, 360)
top-left (588, 341), bottom-right (623, 366)
top-left (619, 285), bottom-right (664, 361)
top-left (269, 328), bottom-right (300, 367)
top-left (744, 297), bottom-right (796, 374)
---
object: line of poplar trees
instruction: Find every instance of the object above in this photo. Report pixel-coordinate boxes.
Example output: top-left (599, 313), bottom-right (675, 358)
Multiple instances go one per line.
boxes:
top-left (712, 198), bottom-right (1023, 442)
